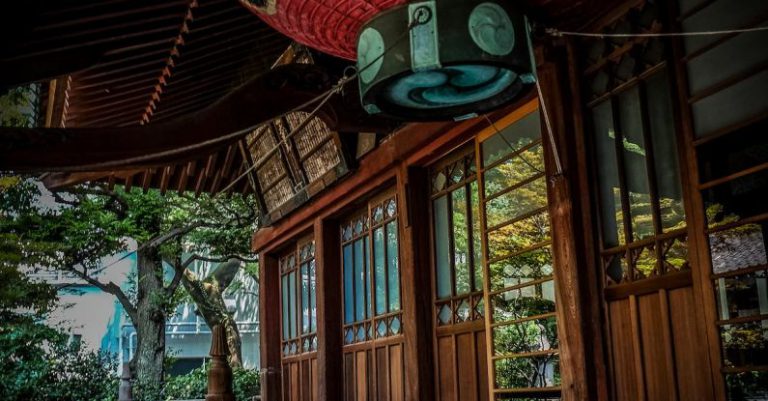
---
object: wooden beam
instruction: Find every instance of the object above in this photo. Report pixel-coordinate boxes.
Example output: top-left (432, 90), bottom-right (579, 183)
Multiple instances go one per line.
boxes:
top-left (538, 45), bottom-right (605, 401)
top-left (314, 218), bottom-right (343, 401)
top-left (259, 252), bottom-right (282, 401)
top-left (396, 165), bottom-right (435, 401)
top-left (1, 64), bottom-right (392, 172)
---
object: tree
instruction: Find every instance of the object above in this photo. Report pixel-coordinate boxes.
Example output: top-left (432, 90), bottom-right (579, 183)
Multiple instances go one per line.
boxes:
top-left (0, 176), bottom-right (259, 399)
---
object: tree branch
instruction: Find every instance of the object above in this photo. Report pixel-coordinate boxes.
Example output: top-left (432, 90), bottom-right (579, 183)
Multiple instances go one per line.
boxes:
top-left (63, 264), bottom-right (138, 324)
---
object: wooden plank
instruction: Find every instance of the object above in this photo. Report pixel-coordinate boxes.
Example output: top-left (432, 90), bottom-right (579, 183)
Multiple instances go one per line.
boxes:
top-left (456, 333), bottom-right (477, 401)
top-left (629, 296), bottom-right (647, 401)
top-left (389, 344), bottom-right (404, 401)
top-left (314, 218), bottom-right (343, 401)
top-left (538, 52), bottom-right (599, 401)
top-left (638, 293), bottom-right (670, 400)
top-left (663, 1), bottom-right (728, 398)
top-left (668, 288), bottom-right (715, 401)
top-left (437, 336), bottom-right (456, 401)
top-left (608, 299), bottom-right (638, 400)
top-left (259, 252), bottom-right (283, 401)
top-left (396, 165), bottom-right (435, 401)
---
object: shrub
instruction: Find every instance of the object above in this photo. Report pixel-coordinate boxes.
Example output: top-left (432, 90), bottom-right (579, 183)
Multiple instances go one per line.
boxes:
top-left (164, 366), bottom-right (260, 401)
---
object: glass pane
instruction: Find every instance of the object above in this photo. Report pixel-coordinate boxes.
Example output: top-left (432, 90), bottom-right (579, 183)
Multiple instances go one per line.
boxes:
top-left (703, 169), bottom-right (768, 229)
top-left (485, 177), bottom-right (548, 229)
top-left (720, 320), bottom-right (768, 367)
top-left (488, 212), bottom-right (551, 261)
top-left (715, 270), bottom-right (768, 321)
top-left (645, 71), bottom-right (686, 233)
top-left (309, 260), bottom-right (317, 333)
top-left (726, 371), bottom-right (768, 401)
top-left (492, 282), bottom-right (557, 323)
top-left (289, 271), bottom-right (297, 338)
top-left (489, 247), bottom-right (553, 292)
top-left (387, 221), bottom-right (400, 312)
top-left (354, 239), bottom-right (365, 322)
top-left (364, 236), bottom-right (372, 319)
top-left (434, 195), bottom-right (452, 299)
top-left (494, 355), bottom-right (561, 389)
top-left (708, 224), bottom-right (767, 275)
top-left (482, 111), bottom-right (541, 167)
top-left (493, 316), bottom-right (559, 355)
top-left (453, 187), bottom-right (471, 295)
top-left (471, 181), bottom-right (484, 293)
top-left (282, 274), bottom-right (289, 339)
top-left (343, 244), bottom-right (354, 323)
top-left (484, 143), bottom-right (544, 198)
top-left (592, 101), bottom-right (625, 247)
top-left (301, 263), bottom-right (309, 334)
top-left (374, 227), bottom-right (387, 315)
top-left (618, 86), bottom-right (654, 241)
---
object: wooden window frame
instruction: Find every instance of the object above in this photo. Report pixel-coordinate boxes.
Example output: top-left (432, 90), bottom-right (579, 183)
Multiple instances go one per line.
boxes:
top-left (279, 235), bottom-right (318, 358)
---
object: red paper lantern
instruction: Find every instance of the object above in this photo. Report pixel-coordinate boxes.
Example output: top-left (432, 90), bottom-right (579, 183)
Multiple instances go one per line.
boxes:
top-left (240, 0), bottom-right (407, 60)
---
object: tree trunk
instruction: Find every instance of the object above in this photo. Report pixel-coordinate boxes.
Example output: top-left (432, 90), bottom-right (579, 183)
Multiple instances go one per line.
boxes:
top-left (180, 269), bottom-right (244, 368)
top-left (131, 246), bottom-right (167, 399)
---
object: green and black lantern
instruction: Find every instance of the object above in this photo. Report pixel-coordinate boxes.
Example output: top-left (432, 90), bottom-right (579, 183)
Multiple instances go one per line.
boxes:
top-left (356, 0), bottom-right (535, 121)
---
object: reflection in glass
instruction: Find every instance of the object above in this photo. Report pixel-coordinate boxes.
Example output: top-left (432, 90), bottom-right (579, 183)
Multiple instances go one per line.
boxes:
top-left (709, 225), bottom-right (767, 275)
top-left (633, 246), bottom-right (657, 279)
top-left (309, 260), bottom-right (317, 332)
top-left (720, 320), bottom-right (768, 367)
top-left (592, 101), bottom-right (624, 247)
top-left (481, 111), bottom-right (542, 167)
top-left (715, 270), bottom-right (768, 321)
top-left (618, 86), bottom-right (654, 242)
top-left (488, 213), bottom-right (551, 261)
top-left (387, 221), bottom-right (400, 312)
top-left (646, 71), bottom-right (686, 233)
top-left (494, 355), bottom-right (561, 389)
top-left (288, 271), bottom-right (297, 338)
top-left (301, 263), bottom-right (309, 333)
top-left (453, 187), bottom-right (471, 294)
top-left (282, 274), bottom-right (289, 339)
top-left (354, 239), bottom-right (366, 322)
top-left (726, 371), bottom-right (768, 401)
top-left (374, 227), bottom-right (387, 315)
top-left (484, 144), bottom-right (544, 198)
top-left (492, 287), bottom-right (556, 323)
top-left (434, 195), bottom-right (451, 299)
top-left (471, 181), bottom-right (483, 292)
top-left (493, 316), bottom-right (559, 355)
top-left (485, 178), bottom-right (548, 229)
top-left (343, 244), bottom-right (354, 323)
top-left (489, 247), bottom-right (553, 292)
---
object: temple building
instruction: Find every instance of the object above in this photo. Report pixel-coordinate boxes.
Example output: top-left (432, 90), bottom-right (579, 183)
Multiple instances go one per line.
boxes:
top-left (1, 0), bottom-right (767, 400)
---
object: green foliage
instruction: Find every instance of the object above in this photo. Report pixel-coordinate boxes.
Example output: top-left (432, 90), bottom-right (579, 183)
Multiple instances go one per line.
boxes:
top-left (163, 366), bottom-right (261, 401)
top-left (0, 324), bottom-right (118, 401)
top-left (0, 84), bottom-right (38, 128)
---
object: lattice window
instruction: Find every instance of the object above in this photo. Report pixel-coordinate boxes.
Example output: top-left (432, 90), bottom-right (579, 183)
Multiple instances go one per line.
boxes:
top-left (581, 2), bottom-right (689, 287)
top-left (245, 111), bottom-right (346, 224)
top-left (479, 105), bottom-right (561, 397)
top-left (340, 191), bottom-right (402, 345)
top-left (430, 147), bottom-right (485, 327)
top-left (280, 237), bottom-right (317, 357)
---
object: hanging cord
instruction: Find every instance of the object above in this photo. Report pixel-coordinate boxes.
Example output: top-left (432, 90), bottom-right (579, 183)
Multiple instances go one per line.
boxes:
top-left (546, 25), bottom-right (768, 38)
top-left (526, 18), bottom-right (564, 177)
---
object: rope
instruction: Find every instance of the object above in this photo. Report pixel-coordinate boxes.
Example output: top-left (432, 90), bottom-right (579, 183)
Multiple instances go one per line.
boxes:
top-left (546, 25), bottom-right (768, 38)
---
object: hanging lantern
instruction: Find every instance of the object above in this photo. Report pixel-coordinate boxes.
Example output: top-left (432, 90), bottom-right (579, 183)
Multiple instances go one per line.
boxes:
top-left (356, 0), bottom-right (535, 121)
top-left (239, 0), bottom-right (409, 60)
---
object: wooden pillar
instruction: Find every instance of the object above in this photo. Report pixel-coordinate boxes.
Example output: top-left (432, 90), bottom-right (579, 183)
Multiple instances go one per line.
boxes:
top-left (537, 44), bottom-right (609, 401)
top-left (260, 252), bottom-right (283, 401)
top-left (207, 325), bottom-right (235, 401)
top-left (314, 218), bottom-right (343, 401)
top-left (396, 165), bottom-right (435, 401)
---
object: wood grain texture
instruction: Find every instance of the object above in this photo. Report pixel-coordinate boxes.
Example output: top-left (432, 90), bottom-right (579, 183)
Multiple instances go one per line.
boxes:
top-left (260, 252), bottom-right (283, 401)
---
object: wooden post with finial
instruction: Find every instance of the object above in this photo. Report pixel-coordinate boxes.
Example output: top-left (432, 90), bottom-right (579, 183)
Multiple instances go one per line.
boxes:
top-left (206, 324), bottom-right (235, 401)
